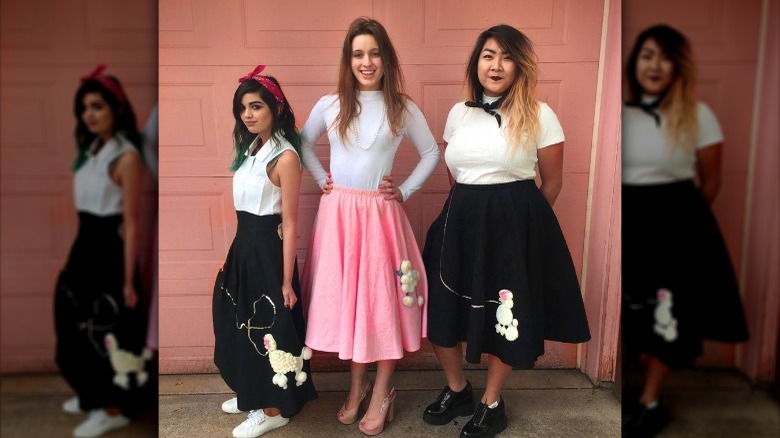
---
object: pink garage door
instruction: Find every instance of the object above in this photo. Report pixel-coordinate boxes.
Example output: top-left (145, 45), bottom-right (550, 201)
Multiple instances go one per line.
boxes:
top-left (158, 0), bottom-right (614, 373)
top-left (0, 0), bottom-right (158, 373)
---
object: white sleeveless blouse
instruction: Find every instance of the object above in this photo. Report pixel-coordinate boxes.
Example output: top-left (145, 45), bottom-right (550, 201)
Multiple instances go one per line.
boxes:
top-left (73, 134), bottom-right (139, 216)
top-left (233, 134), bottom-right (299, 216)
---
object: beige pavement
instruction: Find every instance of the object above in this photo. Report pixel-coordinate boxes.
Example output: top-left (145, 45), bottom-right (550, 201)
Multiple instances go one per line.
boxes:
top-left (159, 369), bottom-right (619, 438)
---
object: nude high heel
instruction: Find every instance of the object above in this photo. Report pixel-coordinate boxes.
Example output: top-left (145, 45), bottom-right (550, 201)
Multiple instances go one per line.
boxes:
top-left (337, 377), bottom-right (373, 425)
top-left (358, 388), bottom-right (396, 436)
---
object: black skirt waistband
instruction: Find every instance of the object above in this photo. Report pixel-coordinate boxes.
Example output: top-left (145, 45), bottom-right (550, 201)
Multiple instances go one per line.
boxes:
top-left (236, 211), bottom-right (281, 229)
top-left (76, 211), bottom-right (123, 224)
top-left (74, 212), bottom-right (123, 239)
top-left (454, 179), bottom-right (537, 192)
top-left (622, 179), bottom-right (695, 192)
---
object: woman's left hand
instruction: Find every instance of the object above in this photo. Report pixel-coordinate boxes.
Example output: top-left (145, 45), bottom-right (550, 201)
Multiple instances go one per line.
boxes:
top-left (379, 176), bottom-right (403, 202)
top-left (123, 284), bottom-right (138, 309)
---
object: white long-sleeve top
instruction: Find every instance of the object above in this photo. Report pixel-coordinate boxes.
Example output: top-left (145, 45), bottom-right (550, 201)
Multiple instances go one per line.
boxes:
top-left (300, 91), bottom-right (440, 201)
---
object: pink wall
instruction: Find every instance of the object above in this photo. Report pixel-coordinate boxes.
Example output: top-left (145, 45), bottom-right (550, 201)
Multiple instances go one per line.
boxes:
top-left (579, 0), bottom-right (622, 385)
top-left (738, 0), bottom-right (779, 383)
top-left (624, 0), bottom-right (777, 379)
top-left (0, 0), bottom-right (158, 373)
top-left (157, 0), bottom-right (621, 377)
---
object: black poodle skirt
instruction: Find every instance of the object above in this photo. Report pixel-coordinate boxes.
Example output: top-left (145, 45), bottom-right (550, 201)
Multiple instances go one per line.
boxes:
top-left (213, 211), bottom-right (317, 416)
top-left (54, 212), bottom-right (151, 417)
top-left (622, 181), bottom-right (749, 369)
top-left (422, 180), bottom-right (591, 369)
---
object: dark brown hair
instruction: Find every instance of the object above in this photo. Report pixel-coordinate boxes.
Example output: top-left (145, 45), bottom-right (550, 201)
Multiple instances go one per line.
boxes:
top-left (73, 76), bottom-right (142, 170)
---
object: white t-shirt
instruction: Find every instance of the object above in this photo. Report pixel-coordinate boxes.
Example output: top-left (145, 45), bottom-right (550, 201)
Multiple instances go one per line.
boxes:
top-left (300, 91), bottom-right (440, 201)
top-left (74, 134), bottom-right (139, 216)
top-left (622, 100), bottom-right (723, 185)
top-left (443, 95), bottom-right (565, 184)
top-left (233, 134), bottom-right (299, 216)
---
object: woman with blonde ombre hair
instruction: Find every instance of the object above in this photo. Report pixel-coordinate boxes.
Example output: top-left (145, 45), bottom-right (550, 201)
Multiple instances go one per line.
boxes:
top-left (621, 24), bottom-right (749, 437)
top-left (300, 16), bottom-right (439, 436)
top-left (420, 24), bottom-right (590, 438)
top-left (625, 23), bottom-right (700, 158)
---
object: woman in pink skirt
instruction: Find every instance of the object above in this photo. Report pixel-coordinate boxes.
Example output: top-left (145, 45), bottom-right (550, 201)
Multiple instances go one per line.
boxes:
top-left (300, 16), bottom-right (439, 436)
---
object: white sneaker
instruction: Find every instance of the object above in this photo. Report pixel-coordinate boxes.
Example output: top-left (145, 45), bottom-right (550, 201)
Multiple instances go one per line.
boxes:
top-left (232, 409), bottom-right (289, 438)
top-left (73, 409), bottom-right (130, 438)
top-left (62, 396), bottom-right (83, 415)
top-left (222, 396), bottom-right (242, 414)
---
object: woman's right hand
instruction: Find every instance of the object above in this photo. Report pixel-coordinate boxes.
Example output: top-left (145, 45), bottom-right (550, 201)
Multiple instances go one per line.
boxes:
top-left (123, 284), bottom-right (138, 309)
top-left (322, 171), bottom-right (334, 194)
top-left (282, 283), bottom-right (297, 309)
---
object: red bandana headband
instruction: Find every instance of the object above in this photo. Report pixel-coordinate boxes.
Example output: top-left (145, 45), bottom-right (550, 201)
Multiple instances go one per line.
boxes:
top-left (238, 65), bottom-right (286, 109)
top-left (80, 64), bottom-right (127, 105)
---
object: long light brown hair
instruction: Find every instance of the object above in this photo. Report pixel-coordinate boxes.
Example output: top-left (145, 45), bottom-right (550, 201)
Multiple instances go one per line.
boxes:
top-left (625, 24), bottom-right (698, 151)
top-left (334, 17), bottom-right (408, 143)
top-left (465, 25), bottom-right (540, 154)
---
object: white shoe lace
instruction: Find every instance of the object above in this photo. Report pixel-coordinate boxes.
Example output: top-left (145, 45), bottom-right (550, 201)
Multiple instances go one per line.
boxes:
top-left (87, 409), bottom-right (107, 423)
top-left (244, 409), bottom-right (266, 427)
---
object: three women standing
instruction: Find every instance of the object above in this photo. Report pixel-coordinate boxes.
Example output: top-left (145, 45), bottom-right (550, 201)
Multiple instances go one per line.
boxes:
top-left (212, 19), bottom-right (592, 438)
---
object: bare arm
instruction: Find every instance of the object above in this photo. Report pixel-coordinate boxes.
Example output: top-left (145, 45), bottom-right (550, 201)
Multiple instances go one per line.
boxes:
top-left (537, 142), bottom-right (564, 206)
top-left (113, 150), bottom-right (143, 308)
top-left (695, 143), bottom-right (722, 205)
top-left (271, 150), bottom-right (303, 309)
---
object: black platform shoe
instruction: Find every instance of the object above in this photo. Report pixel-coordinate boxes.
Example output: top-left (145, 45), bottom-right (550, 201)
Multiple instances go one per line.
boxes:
top-left (622, 401), bottom-right (669, 438)
top-left (422, 380), bottom-right (476, 425)
top-left (460, 397), bottom-right (507, 438)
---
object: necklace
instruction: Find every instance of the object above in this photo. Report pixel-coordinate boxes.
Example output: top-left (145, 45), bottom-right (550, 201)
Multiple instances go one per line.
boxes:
top-left (349, 102), bottom-right (387, 150)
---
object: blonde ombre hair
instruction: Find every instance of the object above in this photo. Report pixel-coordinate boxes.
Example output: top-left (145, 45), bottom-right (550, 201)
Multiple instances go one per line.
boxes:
top-left (626, 24), bottom-right (699, 151)
top-left (465, 25), bottom-right (540, 154)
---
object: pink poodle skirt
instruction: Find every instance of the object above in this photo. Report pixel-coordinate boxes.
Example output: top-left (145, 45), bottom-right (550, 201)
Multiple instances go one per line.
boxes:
top-left (302, 186), bottom-right (427, 363)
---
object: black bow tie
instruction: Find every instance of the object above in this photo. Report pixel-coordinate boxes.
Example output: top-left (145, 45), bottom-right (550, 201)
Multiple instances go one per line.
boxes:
top-left (465, 98), bottom-right (503, 127)
top-left (626, 98), bottom-right (662, 126)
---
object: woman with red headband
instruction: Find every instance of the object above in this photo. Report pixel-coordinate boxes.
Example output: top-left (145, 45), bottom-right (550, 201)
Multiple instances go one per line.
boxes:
top-left (55, 65), bottom-right (152, 437)
top-left (212, 65), bottom-right (317, 438)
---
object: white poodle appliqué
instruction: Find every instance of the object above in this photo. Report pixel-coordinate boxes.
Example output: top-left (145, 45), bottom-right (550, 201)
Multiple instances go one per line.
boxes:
top-left (495, 289), bottom-right (519, 342)
top-left (104, 333), bottom-right (153, 389)
top-left (398, 260), bottom-right (424, 308)
top-left (653, 288), bottom-right (678, 342)
top-left (264, 334), bottom-right (312, 389)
